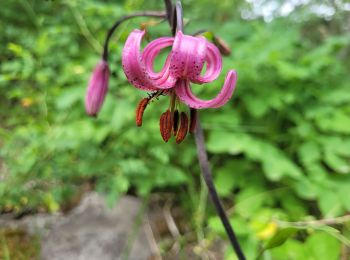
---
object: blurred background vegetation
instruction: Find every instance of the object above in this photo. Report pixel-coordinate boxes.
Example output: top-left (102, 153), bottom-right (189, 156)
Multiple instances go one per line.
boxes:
top-left (1, 0), bottom-right (350, 259)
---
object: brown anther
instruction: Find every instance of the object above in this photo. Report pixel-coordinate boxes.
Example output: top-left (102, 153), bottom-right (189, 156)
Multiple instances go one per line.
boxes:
top-left (176, 112), bottom-right (189, 144)
top-left (213, 36), bottom-right (231, 56)
top-left (172, 109), bottom-right (179, 136)
top-left (189, 108), bottom-right (197, 134)
top-left (160, 110), bottom-right (172, 142)
top-left (136, 98), bottom-right (150, 127)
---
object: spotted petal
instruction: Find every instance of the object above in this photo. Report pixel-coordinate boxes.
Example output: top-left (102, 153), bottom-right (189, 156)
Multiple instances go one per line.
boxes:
top-left (191, 41), bottom-right (222, 84)
top-left (142, 36), bottom-right (177, 87)
top-left (169, 31), bottom-right (208, 82)
top-left (175, 70), bottom-right (237, 109)
top-left (122, 29), bottom-right (176, 91)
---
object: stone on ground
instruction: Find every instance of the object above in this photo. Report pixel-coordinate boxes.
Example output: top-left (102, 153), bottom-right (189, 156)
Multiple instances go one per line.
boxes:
top-left (39, 193), bottom-right (152, 260)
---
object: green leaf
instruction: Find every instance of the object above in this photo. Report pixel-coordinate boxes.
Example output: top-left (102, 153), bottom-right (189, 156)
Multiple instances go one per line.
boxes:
top-left (324, 152), bottom-right (350, 174)
top-left (315, 110), bottom-right (350, 134)
top-left (338, 184), bottom-right (350, 211)
top-left (293, 177), bottom-right (318, 199)
top-left (314, 226), bottom-right (350, 247)
top-left (264, 227), bottom-right (298, 250)
top-left (208, 216), bottom-right (249, 236)
top-left (298, 141), bottom-right (321, 167)
top-left (43, 193), bottom-right (60, 213)
top-left (270, 239), bottom-right (311, 260)
top-left (207, 131), bottom-right (302, 181)
top-left (305, 232), bottom-right (341, 260)
top-left (234, 187), bottom-right (268, 217)
top-left (214, 162), bottom-right (238, 197)
top-left (317, 190), bottom-right (344, 217)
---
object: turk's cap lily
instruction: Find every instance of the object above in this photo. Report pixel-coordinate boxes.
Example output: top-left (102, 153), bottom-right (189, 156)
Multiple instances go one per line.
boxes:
top-left (122, 29), bottom-right (237, 109)
top-left (85, 60), bottom-right (110, 117)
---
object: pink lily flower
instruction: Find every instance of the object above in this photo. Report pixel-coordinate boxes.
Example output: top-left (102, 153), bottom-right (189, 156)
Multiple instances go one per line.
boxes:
top-left (85, 60), bottom-right (110, 117)
top-left (122, 29), bottom-right (237, 109)
top-left (122, 29), bottom-right (237, 142)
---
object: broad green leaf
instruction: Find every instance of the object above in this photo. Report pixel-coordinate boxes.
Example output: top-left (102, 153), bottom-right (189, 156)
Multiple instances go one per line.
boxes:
top-left (214, 161), bottom-right (240, 196)
top-left (315, 110), bottom-right (350, 134)
top-left (305, 232), bottom-right (340, 260)
top-left (208, 131), bottom-right (302, 181)
top-left (317, 190), bottom-right (344, 217)
top-left (270, 239), bottom-right (311, 260)
top-left (298, 141), bottom-right (321, 167)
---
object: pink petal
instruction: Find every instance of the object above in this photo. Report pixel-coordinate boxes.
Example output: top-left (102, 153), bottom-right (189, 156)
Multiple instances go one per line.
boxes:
top-left (85, 60), bottom-right (110, 117)
top-left (169, 31), bottom-right (207, 82)
top-left (122, 30), bottom-right (156, 91)
top-left (122, 30), bottom-right (176, 90)
top-left (175, 70), bottom-right (237, 109)
top-left (142, 37), bottom-right (177, 87)
top-left (192, 41), bottom-right (222, 84)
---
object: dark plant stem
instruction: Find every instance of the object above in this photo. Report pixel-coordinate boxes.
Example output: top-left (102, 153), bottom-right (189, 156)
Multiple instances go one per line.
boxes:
top-left (166, 1), bottom-right (246, 259)
top-left (102, 11), bottom-right (166, 61)
top-left (163, 0), bottom-right (173, 25)
top-left (194, 119), bottom-right (246, 260)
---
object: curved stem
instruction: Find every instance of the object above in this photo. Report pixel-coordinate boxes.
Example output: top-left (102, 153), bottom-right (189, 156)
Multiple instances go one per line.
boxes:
top-left (170, 1), bottom-right (246, 259)
top-left (102, 11), bottom-right (166, 61)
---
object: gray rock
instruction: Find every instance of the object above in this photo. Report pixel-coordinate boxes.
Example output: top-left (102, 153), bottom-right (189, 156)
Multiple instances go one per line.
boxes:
top-left (0, 212), bottom-right (63, 237)
top-left (40, 192), bottom-right (153, 260)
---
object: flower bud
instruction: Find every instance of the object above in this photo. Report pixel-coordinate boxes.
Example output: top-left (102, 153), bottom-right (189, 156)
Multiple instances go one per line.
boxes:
top-left (85, 60), bottom-right (110, 117)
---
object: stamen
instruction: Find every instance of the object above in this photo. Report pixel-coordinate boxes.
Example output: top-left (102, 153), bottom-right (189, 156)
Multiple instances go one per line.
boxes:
top-left (135, 97), bottom-right (150, 126)
top-left (160, 109), bottom-right (172, 142)
top-left (189, 108), bottom-right (197, 134)
top-left (176, 112), bottom-right (189, 144)
top-left (136, 90), bottom-right (164, 127)
top-left (173, 109), bottom-right (179, 136)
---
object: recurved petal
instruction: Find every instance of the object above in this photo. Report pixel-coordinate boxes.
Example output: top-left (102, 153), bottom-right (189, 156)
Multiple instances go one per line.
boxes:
top-left (122, 30), bottom-right (158, 91)
top-left (175, 70), bottom-right (237, 109)
top-left (142, 37), bottom-right (177, 88)
top-left (191, 41), bottom-right (222, 84)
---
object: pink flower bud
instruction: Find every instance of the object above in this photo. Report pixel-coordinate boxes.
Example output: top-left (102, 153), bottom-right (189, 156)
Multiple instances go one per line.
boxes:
top-left (85, 60), bottom-right (110, 117)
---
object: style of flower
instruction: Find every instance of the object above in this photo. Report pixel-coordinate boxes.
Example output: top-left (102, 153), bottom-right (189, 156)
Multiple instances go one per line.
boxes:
top-left (122, 29), bottom-right (237, 143)
top-left (85, 60), bottom-right (110, 117)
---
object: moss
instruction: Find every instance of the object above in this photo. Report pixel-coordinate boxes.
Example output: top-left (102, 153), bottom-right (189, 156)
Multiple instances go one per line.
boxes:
top-left (0, 229), bottom-right (40, 260)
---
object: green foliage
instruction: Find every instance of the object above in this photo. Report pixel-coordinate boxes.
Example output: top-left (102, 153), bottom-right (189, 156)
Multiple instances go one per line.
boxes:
top-left (270, 231), bottom-right (341, 260)
top-left (0, 0), bottom-right (192, 212)
top-left (1, 0), bottom-right (350, 258)
top-left (264, 227), bottom-right (298, 250)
